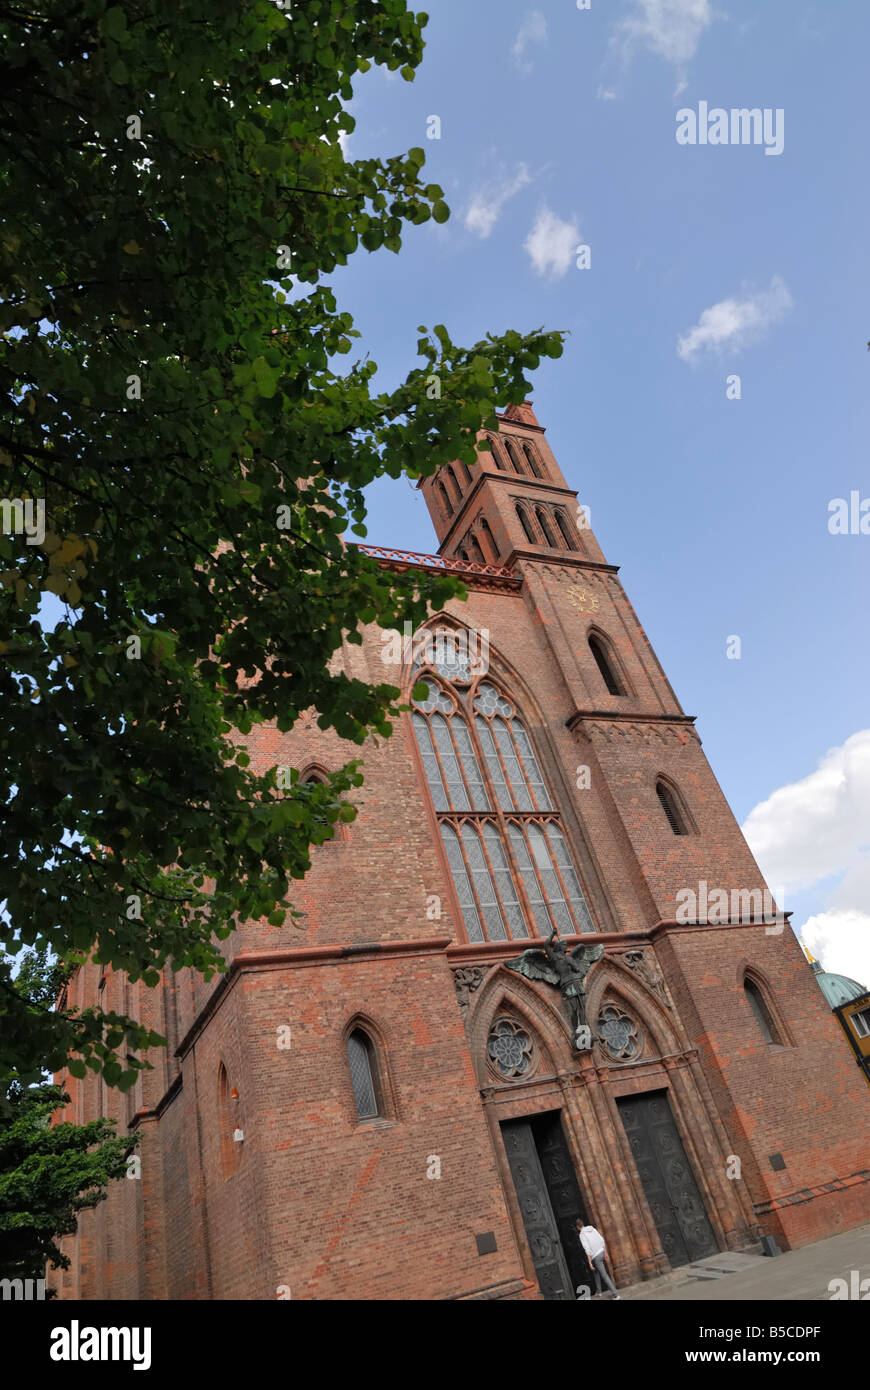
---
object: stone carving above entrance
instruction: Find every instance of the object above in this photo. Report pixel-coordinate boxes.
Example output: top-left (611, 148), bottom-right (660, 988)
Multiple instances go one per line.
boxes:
top-left (620, 948), bottom-right (672, 1011)
top-left (453, 965), bottom-right (487, 1006)
top-left (597, 1004), bottom-right (643, 1062)
top-left (486, 1016), bottom-right (536, 1081)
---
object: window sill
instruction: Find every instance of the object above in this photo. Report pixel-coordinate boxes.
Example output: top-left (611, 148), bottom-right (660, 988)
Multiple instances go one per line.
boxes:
top-left (352, 1117), bottom-right (398, 1134)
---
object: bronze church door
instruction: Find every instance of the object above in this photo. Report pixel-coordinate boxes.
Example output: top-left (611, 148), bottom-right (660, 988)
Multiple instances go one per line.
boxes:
top-left (617, 1091), bottom-right (717, 1267)
top-left (501, 1112), bottom-right (588, 1301)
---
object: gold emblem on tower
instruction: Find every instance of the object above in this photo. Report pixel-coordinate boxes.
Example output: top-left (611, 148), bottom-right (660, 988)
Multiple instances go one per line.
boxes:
top-left (566, 584), bottom-right (599, 615)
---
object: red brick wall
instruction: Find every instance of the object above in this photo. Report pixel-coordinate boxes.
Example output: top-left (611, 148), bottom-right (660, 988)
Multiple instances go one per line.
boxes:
top-left (54, 413), bottom-right (868, 1296)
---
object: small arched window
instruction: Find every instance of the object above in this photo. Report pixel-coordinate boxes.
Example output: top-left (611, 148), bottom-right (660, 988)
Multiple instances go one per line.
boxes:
top-left (347, 1028), bottom-right (382, 1120)
top-left (554, 509), bottom-right (576, 551)
top-left (461, 461), bottom-right (474, 486)
top-left (301, 766), bottom-right (349, 840)
top-left (516, 506), bottom-right (536, 545)
top-left (588, 633), bottom-right (625, 696)
top-left (479, 519), bottom-right (499, 562)
top-left (744, 978), bottom-right (783, 1046)
top-left (522, 442), bottom-right (542, 478)
top-left (504, 438), bottom-right (524, 474)
top-left (656, 778), bottom-right (689, 836)
top-left (535, 508), bottom-right (556, 547)
top-left (447, 464), bottom-right (462, 501)
top-left (468, 534), bottom-right (486, 564)
top-left (218, 1063), bottom-right (240, 1179)
top-left (438, 480), bottom-right (453, 517)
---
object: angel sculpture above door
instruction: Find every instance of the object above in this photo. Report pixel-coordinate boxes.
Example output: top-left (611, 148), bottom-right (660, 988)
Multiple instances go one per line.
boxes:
top-left (506, 930), bottom-right (604, 1051)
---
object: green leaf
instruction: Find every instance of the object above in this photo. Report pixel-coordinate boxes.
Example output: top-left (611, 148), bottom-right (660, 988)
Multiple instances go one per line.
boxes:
top-left (102, 7), bottom-right (127, 40)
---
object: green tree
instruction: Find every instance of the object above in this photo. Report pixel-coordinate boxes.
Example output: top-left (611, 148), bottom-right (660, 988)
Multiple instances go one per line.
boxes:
top-left (0, 0), bottom-right (563, 1088)
top-left (0, 950), bottom-right (137, 1287)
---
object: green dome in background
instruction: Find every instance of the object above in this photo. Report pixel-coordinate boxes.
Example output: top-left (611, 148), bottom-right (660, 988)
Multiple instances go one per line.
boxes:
top-left (816, 972), bottom-right (869, 1009)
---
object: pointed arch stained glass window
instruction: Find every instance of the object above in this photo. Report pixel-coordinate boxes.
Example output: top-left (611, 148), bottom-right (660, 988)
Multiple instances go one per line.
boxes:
top-left (411, 659), bottom-right (597, 944)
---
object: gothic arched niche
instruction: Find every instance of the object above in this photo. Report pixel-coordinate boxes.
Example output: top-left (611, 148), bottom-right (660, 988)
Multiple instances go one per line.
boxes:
top-left (584, 952), bottom-right (685, 1063)
top-left (466, 965), bottom-right (571, 1086)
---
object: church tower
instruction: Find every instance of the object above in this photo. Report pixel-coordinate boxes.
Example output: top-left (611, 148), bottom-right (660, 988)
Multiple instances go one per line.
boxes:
top-left (420, 400), bottom-right (606, 569)
top-left (53, 406), bottom-right (869, 1302)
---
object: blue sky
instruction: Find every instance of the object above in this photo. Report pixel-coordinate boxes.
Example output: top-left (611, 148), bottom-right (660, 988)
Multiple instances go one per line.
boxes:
top-left (333, 0), bottom-right (870, 981)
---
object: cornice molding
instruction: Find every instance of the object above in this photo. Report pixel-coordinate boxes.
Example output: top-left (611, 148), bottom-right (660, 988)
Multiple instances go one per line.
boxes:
top-left (567, 709), bottom-right (696, 730)
top-left (174, 937), bottom-right (453, 1061)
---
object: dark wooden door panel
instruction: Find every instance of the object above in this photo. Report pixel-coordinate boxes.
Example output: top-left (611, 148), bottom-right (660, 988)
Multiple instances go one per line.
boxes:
top-left (534, 1111), bottom-right (589, 1292)
top-left (617, 1092), bottom-right (717, 1267)
top-left (501, 1118), bottom-right (574, 1301)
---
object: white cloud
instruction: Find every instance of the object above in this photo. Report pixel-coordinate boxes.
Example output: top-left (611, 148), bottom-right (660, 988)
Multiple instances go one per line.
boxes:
top-left (618, 0), bottom-right (713, 65)
top-left (465, 165), bottom-right (532, 239)
top-left (512, 10), bottom-right (547, 71)
top-left (524, 208), bottom-right (579, 279)
top-left (801, 911), bottom-right (870, 992)
top-left (612, 0), bottom-right (715, 92)
top-left (742, 729), bottom-right (870, 987)
top-left (676, 277), bottom-right (793, 363)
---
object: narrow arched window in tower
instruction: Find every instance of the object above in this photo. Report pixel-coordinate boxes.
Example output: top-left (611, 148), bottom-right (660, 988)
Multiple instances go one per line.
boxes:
top-left (744, 978), bottom-right (783, 1046)
top-left (504, 438), bottom-right (524, 474)
top-left (468, 534), bottom-right (486, 564)
top-left (487, 435), bottom-right (506, 469)
top-left (218, 1063), bottom-right (240, 1179)
top-left (410, 668), bottom-right (596, 943)
top-left (522, 442), bottom-right (542, 478)
top-left (437, 480), bottom-right (453, 517)
top-left (347, 1028), bottom-right (382, 1120)
top-left (535, 508), bottom-right (557, 548)
top-left (447, 464), bottom-right (462, 502)
top-left (554, 509), bottom-right (577, 551)
top-left (656, 778), bottom-right (689, 835)
top-left (479, 519), bottom-right (499, 562)
top-left (461, 461), bottom-right (474, 486)
top-left (588, 632), bottom-right (625, 696)
top-left (516, 506), bottom-right (536, 545)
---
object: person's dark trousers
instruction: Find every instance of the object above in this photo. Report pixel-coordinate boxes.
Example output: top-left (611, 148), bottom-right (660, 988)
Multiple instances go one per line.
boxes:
top-left (591, 1254), bottom-right (618, 1297)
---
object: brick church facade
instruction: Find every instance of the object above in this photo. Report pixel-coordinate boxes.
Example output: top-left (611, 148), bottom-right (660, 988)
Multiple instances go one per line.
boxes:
top-left (55, 404), bottom-right (868, 1300)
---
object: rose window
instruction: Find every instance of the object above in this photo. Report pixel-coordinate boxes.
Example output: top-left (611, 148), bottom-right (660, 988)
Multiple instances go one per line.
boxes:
top-left (487, 1017), bottom-right (535, 1079)
top-left (598, 1006), bottom-right (641, 1061)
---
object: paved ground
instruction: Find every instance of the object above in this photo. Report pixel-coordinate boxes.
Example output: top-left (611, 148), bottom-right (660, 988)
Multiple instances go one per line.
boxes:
top-left (625, 1224), bottom-right (870, 1301)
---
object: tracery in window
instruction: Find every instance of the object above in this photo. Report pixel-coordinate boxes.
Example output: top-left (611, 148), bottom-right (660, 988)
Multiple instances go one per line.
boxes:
top-left (487, 1017), bottom-right (536, 1080)
top-left (411, 665), bottom-right (596, 943)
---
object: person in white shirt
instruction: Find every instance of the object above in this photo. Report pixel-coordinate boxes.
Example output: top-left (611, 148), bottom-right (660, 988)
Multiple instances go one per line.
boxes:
top-left (575, 1219), bottom-right (621, 1299)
